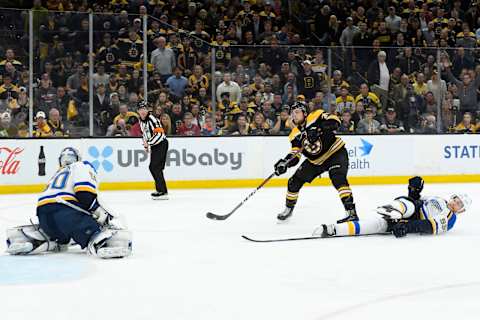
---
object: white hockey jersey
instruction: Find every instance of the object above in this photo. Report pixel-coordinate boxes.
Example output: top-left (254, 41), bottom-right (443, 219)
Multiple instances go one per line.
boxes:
top-left (418, 196), bottom-right (457, 234)
top-left (37, 161), bottom-right (98, 208)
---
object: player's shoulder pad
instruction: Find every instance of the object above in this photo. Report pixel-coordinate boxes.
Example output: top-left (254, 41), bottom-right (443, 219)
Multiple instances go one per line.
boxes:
top-left (306, 110), bottom-right (324, 127)
top-left (80, 160), bottom-right (98, 174)
top-left (288, 126), bottom-right (301, 142)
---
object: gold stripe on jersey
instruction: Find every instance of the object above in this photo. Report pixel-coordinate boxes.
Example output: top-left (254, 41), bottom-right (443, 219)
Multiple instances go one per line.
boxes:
top-left (308, 138), bottom-right (345, 166)
top-left (428, 219), bottom-right (437, 234)
top-left (306, 110), bottom-right (325, 127)
top-left (37, 195), bottom-right (78, 207)
top-left (288, 126), bottom-right (302, 142)
top-left (73, 185), bottom-right (97, 194)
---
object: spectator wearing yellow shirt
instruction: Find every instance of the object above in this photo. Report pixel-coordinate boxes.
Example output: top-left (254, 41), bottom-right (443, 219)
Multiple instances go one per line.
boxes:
top-left (113, 104), bottom-right (139, 127)
top-left (354, 83), bottom-right (381, 112)
top-left (413, 73), bottom-right (428, 96)
top-left (188, 65), bottom-right (209, 95)
top-left (33, 111), bottom-right (53, 137)
top-left (452, 112), bottom-right (477, 133)
top-left (335, 87), bottom-right (355, 114)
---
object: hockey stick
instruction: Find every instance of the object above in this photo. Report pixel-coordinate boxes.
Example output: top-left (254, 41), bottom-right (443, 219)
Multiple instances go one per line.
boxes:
top-left (241, 233), bottom-right (391, 243)
top-left (206, 172), bottom-right (276, 220)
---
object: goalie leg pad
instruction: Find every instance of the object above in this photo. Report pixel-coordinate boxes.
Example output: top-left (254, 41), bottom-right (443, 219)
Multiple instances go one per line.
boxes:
top-left (6, 224), bottom-right (59, 255)
top-left (88, 228), bottom-right (132, 259)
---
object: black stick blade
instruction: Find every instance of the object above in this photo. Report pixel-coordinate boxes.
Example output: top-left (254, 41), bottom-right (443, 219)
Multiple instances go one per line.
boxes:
top-left (206, 212), bottom-right (230, 220)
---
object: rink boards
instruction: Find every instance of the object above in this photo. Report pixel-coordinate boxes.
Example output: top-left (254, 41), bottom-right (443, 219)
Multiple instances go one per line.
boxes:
top-left (0, 135), bottom-right (479, 193)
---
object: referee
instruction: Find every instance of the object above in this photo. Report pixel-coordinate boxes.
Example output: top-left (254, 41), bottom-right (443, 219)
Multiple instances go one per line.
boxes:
top-left (137, 101), bottom-right (169, 200)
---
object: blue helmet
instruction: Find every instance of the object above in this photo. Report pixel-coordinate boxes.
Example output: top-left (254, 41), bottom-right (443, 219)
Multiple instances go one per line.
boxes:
top-left (59, 147), bottom-right (81, 167)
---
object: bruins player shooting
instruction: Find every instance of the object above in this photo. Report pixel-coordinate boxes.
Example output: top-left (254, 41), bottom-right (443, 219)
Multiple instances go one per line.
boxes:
top-left (274, 102), bottom-right (358, 223)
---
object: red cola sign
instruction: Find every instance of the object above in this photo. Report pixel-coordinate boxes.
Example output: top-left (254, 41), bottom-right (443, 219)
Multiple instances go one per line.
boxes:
top-left (0, 147), bottom-right (23, 175)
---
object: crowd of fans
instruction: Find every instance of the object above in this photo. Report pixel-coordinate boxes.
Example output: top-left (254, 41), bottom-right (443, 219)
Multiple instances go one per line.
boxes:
top-left (1, 0), bottom-right (480, 138)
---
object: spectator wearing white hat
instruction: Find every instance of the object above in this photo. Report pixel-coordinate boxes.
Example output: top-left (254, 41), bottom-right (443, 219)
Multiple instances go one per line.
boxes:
top-left (33, 111), bottom-right (52, 137)
top-left (367, 51), bottom-right (391, 112)
top-left (0, 112), bottom-right (17, 137)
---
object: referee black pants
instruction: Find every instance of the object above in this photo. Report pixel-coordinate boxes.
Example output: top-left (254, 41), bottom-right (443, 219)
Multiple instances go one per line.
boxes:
top-left (149, 139), bottom-right (168, 193)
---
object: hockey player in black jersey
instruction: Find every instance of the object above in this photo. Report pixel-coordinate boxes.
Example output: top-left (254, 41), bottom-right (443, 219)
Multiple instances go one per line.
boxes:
top-left (274, 101), bottom-right (358, 223)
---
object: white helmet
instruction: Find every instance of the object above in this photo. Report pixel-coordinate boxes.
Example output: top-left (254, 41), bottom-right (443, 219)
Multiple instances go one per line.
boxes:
top-left (450, 193), bottom-right (472, 213)
top-left (59, 147), bottom-right (81, 167)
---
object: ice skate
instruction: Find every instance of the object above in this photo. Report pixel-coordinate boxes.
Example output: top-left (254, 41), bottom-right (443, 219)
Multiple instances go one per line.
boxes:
top-left (337, 208), bottom-right (359, 224)
top-left (277, 207), bottom-right (294, 221)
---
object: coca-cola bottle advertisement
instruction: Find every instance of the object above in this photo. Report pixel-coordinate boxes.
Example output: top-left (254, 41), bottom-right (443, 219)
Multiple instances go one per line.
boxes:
top-left (38, 146), bottom-right (46, 176)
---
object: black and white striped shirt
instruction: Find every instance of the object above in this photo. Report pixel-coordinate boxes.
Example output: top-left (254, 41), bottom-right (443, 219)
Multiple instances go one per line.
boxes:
top-left (140, 113), bottom-right (167, 146)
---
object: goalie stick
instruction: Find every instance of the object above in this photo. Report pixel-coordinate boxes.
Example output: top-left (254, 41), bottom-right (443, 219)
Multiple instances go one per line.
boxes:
top-left (241, 233), bottom-right (390, 243)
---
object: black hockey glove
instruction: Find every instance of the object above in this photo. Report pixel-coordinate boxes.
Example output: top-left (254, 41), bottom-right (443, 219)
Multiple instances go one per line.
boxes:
top-left (408, 176), bottom-right (424, 200)
top-left (274, 158), bottom-right (289, 176)
top-left (306, 126), bottom-right (321, 144)
top-left (392, 219), bottom-right (433, 238)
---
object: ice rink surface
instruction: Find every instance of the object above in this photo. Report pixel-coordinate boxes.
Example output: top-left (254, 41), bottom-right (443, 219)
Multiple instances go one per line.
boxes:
top-left (1, 183), bottom-right (480, 320)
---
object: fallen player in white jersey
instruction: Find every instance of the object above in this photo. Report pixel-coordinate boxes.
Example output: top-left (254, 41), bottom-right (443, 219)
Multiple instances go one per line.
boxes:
top-left (313, 176), bottom-right (472, 238)
top-left (5, 147), bottom-right (132, 258)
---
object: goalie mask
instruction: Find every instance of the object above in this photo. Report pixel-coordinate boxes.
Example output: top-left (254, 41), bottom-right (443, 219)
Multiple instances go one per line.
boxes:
top-left (58, 147), bottom-right (81, 167)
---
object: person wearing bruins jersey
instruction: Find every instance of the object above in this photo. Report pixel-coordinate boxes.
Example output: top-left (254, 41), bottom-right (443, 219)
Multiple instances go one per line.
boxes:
top-left (274, 102), bottom-right (358, 223)
top-left (117, 30), bottom-right (143, 67)
top-left (211, 32), bottom-right (231, 70)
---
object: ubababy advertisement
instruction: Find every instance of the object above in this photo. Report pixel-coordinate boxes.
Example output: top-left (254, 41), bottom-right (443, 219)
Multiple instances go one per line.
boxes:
top-left (0, 135), bottom-right (479, 190)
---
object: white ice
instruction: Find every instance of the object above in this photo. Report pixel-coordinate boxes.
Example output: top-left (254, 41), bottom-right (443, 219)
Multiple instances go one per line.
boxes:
top-left (1, 183), bottom-right (480, 320)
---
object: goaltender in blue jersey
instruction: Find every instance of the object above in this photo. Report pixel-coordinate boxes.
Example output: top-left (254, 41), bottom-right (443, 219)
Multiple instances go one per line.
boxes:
top-left (6, 147), bottom-right (132, 258)
top-left (313, 176), bottom-right (472, 238)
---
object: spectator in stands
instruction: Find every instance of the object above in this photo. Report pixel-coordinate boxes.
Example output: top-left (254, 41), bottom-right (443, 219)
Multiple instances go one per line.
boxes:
top-left (270, 107), bottom-right (292, 135)
top-left (94, 83), bottom-right (109, 115)
top-left (33, 111), bottom-right (52, 137)
top-left (228, 114), bottom-right (250, 135)
top-left (451, 47), bottom-right (474, 77)
top-left (427, 69), bottom-right (447, 106)
top-left (177, 112), bottom-right (200, 136)
top-left (367, 51), bottom-right (390, 111)
top-left (92, 63), bottom-right (110, 88)
top-left (160, 113), bottom-right (172, 136)
top-left (0, 112), bottom-right (17, 137)
top-left (453, 112), bottom-right (477, 133)
top-left (413, 73), bottom-right (428, 96)
top-left (166, 67), bottom-right (188, 101)
top-left (66, 64), bottom-right (85, 94)
top-left (0, 48), bottom-right (23, 70)
top-left (338, 110), bottom-right (355, 134)
top-left (250, 112), bottom-right (270, 135)
top-left (200, 114), bottom-right (218, 136)
top-left (396, 47), bottom-right (421, 77)
top-left (417, 114), bottom-right (437, 134)
top-left (48, 108), bottom-right (68, 136)
top-left (444, 60), bottom-right (480, 114)
top-left (151, 36), bottom-right (176, 83)
top-left (188, 65), bottom-right (209, 96)
top-left (0, 73), bottom-right (19, 102)
top-left (355, 83), bottom-right (380, 113)
top-left (356, 107), bottom-right (381, 134)
top-left (216, 72), bottom-right (241, 104)
top-left (335, 87), bottom-right (355, 114)
top-left (35, 73), bottom-right (57, 113)
top-left (423, 91), bottom-right (438, 115)
top-left (380, 107), bottom-right (405, 134)
top-left (385, 6), bottom-right (401, 33)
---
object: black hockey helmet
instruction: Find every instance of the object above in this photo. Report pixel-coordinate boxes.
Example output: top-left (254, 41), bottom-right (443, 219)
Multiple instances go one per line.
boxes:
top-left (137, 100), bottom-right (148, 111)
top-left (289, 101), bottom-right (308, 114)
